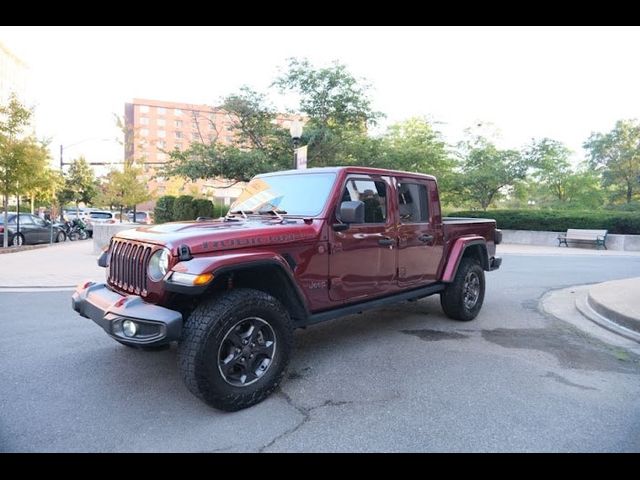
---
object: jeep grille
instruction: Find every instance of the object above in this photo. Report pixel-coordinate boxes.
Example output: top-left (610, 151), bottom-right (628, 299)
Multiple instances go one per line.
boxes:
top-left (108, 240), bottom-right (154, 295)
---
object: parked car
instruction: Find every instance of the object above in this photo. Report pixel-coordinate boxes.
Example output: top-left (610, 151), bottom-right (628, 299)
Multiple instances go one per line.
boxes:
top-left (127, 211), bottom-right (154, 224)
top-left (0, 213), bottom-right (66, 246)
top-left (85, 210), bottom-right (117, 237)
top-left (73, 166), bottom-right (502, 412)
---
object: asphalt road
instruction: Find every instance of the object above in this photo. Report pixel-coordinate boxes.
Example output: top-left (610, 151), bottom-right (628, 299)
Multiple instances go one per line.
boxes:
top-left (1, 253), bottom-right (639, 452)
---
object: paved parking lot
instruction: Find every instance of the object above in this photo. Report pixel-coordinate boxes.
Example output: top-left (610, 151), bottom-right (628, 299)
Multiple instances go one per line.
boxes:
top-left (1, 250), bottom-right (639, 452)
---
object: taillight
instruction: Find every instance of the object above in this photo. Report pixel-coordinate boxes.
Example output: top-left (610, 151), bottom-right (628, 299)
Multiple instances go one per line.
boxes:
top-left (0, 226), bottom-right (3, 233)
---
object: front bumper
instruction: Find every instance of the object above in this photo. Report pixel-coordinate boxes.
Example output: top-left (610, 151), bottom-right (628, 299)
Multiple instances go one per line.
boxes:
top-left (71, 282), bottom-right (182, 346)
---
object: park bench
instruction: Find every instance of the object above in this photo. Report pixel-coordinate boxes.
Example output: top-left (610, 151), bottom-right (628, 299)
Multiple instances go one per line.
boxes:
top-left (557, 229), bottom-right (608, 250)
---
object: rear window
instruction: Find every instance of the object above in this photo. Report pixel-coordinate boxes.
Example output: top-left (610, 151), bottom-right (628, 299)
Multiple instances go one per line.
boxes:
top-left (90, 212), bottom-right (113, 219)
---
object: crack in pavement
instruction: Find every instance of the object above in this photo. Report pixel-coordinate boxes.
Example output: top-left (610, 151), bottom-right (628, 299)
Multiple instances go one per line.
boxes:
top-left (542, 371), bottom-right (599, 391)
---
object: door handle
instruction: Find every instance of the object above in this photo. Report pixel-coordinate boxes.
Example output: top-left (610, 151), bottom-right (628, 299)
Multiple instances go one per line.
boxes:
top-left (378, 237), bottom-right (395, 246)
top-left (418, 234), bottom-right (434, 243)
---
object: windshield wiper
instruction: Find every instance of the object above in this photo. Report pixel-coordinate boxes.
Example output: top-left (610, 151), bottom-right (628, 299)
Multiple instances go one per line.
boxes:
top-left (257, 208), bottom-right (287, 221)
top-left (226, 209), bottom-right (252, 220)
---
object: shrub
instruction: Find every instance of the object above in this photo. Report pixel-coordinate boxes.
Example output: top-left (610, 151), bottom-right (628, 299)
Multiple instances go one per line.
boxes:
top-left (154, 195), bottom-right (176, 224)
top-left (193, 198), bottom-right (214, 219)
top-left (173, 195), bottom-right (197, 221)
top-left (448, 209), bottom-right (640, 235)
top-left (212, 202), bottom-right (229, 218)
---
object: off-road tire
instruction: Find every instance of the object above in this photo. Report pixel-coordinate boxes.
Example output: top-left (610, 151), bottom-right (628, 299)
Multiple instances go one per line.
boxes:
top-left (178, 288), bottom-right (294, 411)
top-left (440, 257), bottom-right (485, 321)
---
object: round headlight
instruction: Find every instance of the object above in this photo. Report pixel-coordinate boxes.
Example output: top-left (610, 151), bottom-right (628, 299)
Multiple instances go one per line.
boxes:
top-left (148, 249), bottom-right (170, 281)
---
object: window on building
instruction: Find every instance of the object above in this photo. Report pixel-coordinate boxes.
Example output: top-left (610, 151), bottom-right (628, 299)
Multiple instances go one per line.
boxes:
top-left (175, 131), bottom-right (183, 139)
top-left (140, 105), bottom-right (149, 113)
top-left (397, 182), bottom-right (429, 223)
top-left (157, 152), bottom-right (166, 161)
top-left (157, 130), bottom-right (166, 138)
top-left (156, 140), bottom-right (166, 149)
top-left (174, 143), bottom-right (182, 151)
top-left (340, 177), bottom-right (387, 223)
top-left (192, 132), bottom-right (200, 141)
top-left (140, 117), bottom-right (149, 125)
top-left (157, 118), bottom-right (166, 127)
top-left (174, 109), bottom-right (182, 116)
top-left (174, 120), bottom-right (182, 128)
top-left (157, 107), bottom-right (166, 115)
top-left (140, 128), bottom-right (149, 136)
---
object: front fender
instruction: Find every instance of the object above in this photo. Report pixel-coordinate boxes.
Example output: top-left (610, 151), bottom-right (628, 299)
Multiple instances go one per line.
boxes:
top-left (441, 236), bottom-right (488, 283)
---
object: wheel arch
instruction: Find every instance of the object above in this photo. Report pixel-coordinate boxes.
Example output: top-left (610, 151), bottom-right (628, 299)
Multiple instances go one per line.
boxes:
top-left (442, 237), bottom-right (489, 283)
top-left (210, 260), bottom-right (310, 323)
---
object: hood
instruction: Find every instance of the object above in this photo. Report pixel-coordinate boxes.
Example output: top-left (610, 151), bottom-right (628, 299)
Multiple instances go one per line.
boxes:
top-left (114, 217), bottom-right (324, 256)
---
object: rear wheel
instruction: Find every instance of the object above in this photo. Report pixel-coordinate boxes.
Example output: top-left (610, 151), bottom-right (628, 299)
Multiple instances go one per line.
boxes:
top-left (11, 233), bottom-right (25, 247)
top-left (178, 288), bottom-right (294, 411)
top-left (440, 257), bottom-right (485, 321)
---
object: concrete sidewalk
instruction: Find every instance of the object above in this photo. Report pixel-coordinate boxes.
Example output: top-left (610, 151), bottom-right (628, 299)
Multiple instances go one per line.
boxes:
top-left (498, 243), bottom-right (640, 256)
top-left (0, 240), bottom-right (104, 290)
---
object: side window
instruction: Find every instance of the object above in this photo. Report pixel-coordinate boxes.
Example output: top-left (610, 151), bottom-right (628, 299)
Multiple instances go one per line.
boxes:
top-left (341, 177), bottom-right (387, 223)
top-left (398, 182), bottom-right (429, 223)
top-left (18, 214), bottom-right (35, 225)
top-left (33, 216), bottom-right (47, 227)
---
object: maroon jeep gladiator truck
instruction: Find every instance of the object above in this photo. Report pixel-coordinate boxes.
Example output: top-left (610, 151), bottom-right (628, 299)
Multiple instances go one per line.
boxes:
top-left (72, 167), bottom-right (502, 411)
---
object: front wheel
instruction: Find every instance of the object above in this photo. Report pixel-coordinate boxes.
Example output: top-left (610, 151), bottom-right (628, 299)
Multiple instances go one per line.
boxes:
top-left (440, 257), bottom-right (485, 321)
top-left (178, 288), bottom-right (294, 411)
top-left (55, 231), bottom-right (66, 243)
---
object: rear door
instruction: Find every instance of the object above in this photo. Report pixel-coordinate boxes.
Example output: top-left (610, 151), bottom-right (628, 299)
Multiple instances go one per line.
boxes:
top-left (396, 179), bottom-right (440, 285)
top-left (329, 174), bottom-right (397, 302)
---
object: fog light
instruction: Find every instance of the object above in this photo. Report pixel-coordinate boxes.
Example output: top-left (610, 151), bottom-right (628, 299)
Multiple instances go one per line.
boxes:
top-left (122, 320), bottom-right (138, 337)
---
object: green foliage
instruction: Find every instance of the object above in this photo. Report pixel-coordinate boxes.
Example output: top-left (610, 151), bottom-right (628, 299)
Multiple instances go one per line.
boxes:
top-left (1, 94), bottom-right (53, 246)
top-left (212, 202), bottom-right (229, 218)
top-left (193, 198), bottom-right (214, 218)
top-left (451, 135), bottom-right (528, 210)
top-left (274, 57), bottom-right (382, 167)
top-left (154, 195), bottom-right (176, 223)
top-left (59, 157), bottom-right (97, 210)
top-left (173, 195), bottom-right (197, 221)
top-left (524, 138), bottom-right (573, 202)
top-left (584, 119), bottom-right (640, 204)
top-left (449, 209), bottom-right (640, 234)
top-left (163, 87), bottom-right (291, 183)
top-left (96, 163), bottom-right (150, 211)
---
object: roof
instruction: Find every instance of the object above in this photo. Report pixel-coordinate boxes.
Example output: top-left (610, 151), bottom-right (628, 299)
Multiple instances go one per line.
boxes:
top-left (257, 166), bottom-right (436, 181)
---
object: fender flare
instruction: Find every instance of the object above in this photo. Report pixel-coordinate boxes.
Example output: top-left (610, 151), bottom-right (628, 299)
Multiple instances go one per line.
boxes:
top-left (441, 236), bottom-right (489, 283)
top-left (169, 251), bottom-right (310, 321)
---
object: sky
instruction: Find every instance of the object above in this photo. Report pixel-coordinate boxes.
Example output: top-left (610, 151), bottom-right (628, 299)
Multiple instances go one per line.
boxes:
top-left (2, 26), bottom-right (640, 173)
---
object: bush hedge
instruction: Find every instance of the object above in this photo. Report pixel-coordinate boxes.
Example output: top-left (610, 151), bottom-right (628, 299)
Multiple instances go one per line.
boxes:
top-left (448, 209), bottom-right (640, 235)
top-left (154, 195), bottom-right (229, 224)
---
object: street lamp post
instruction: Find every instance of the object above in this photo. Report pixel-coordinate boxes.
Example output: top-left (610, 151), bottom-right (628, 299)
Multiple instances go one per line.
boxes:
top-left (289, 120), bottom-right (303, 169)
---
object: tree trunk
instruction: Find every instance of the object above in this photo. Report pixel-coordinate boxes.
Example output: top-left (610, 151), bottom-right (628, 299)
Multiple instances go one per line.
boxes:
top-left (30, 195), bottom-right (35, 214)
top-left (2, 195), bottom-right (8, 248)
top-left (627, 183), bottom-right (633, 203)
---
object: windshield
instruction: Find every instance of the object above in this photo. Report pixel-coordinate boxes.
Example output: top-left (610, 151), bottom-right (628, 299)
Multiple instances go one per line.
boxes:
top-left (229, 173), bottom-right (337, 217)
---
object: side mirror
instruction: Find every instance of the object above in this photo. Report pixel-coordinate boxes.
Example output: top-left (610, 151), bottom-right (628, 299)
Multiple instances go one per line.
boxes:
top-left (339, 201), bottom-right (364, 224)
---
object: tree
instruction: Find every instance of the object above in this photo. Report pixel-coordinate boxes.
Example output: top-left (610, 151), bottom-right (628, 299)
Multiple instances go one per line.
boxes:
top-left (274, 58), bottom-right (382, 166)
top-left (525, 138), bottom-right (574, 202)
top-left (0, 94), bottom-right (45, 247)
top-left (99, 163), bottom-right (150, 221)
top-left (453, 136), bottom-right (527, 210)
top-left (60, 156), bottom-right (97, 214)
top-left (584, 119), bottom-right (640, 204)
top-left (154, 195), bottom-right (176, 223)
top-left (164, 88), bottom-right (291, 183)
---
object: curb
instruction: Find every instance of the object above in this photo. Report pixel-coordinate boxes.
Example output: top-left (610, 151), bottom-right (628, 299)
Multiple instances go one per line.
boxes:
top-left (575, 294), bottom-right (640, 343)
top-left (587, 291), bottom-right (640, 336)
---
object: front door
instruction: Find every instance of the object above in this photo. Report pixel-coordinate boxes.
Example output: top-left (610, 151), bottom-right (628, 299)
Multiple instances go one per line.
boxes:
top-left (329, 175), bottom-right (397, 302)
top-left (396, 180), bottom-right (440, 286)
